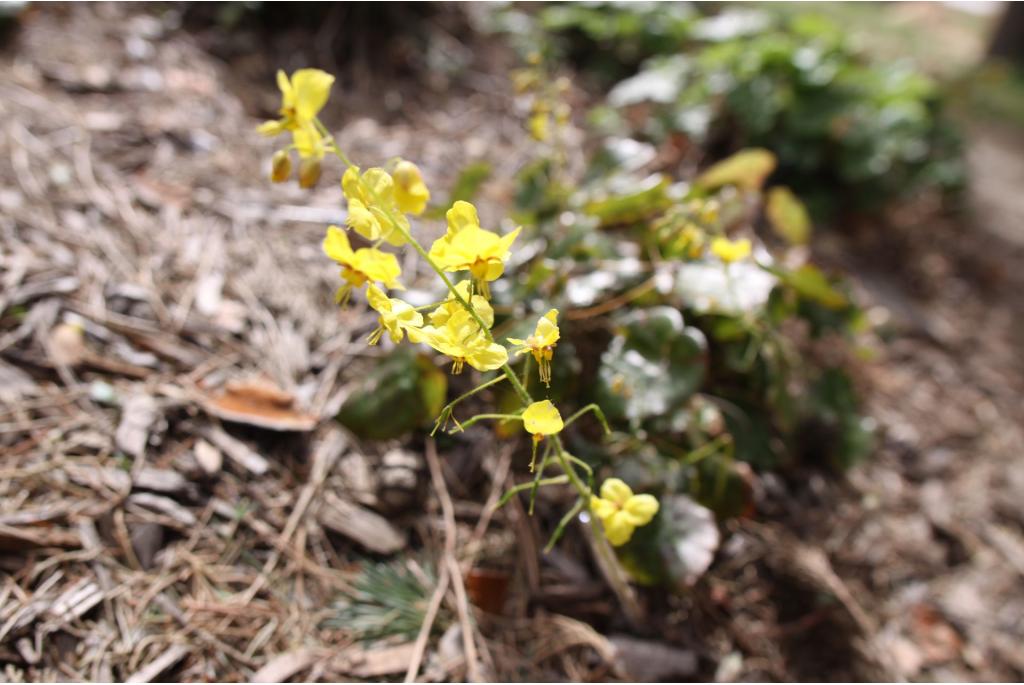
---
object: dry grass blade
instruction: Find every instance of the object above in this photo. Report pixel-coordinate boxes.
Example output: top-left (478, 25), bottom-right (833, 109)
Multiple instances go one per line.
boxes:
top-left (425, 438), bottom-right (482, 683)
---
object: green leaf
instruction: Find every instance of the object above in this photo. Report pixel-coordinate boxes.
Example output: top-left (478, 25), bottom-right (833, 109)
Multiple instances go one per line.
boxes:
top-left (596, 307), bottom-right (707, 425)
top-left (765, 263), bottom-right (847, 309)
top-left (337, 349), bottom-right (447, 440)
top-left (582, 175), bottom-right (671, 226)
top-left (765, 186), bottom-right (811, 245)
top-left (695, 148), bottom-right (777, 191)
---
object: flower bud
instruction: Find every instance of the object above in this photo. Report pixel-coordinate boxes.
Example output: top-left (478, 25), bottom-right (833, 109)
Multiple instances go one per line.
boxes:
top-left (270, 150), bottom-right (292, 183)
top-left (298, 157), bottom-right (321, 189)
top-left (393, 160), bottom-right (423, 190)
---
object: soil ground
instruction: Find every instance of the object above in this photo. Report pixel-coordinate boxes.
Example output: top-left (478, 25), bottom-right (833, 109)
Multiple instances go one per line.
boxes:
top-left (1, 3), bottom-right (1022, 682)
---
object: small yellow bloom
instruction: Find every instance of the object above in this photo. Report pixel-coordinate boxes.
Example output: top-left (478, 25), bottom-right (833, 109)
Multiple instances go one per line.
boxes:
top-left (428, 201), bottom-right (521, 298)
top-left (429, 281), bottom-right (493, 330)
top-left (342, 167), bottom-right (411, 247)
top-left (590, 478), bottom-right (659, 547)
top-left (365, 284), bottom-right (423, 345)
top-left (414, 310), bottom-right (508, 375)
top-left (672, 223), bottom-right (705, 259)
top-left (710, 237), bottom-right (752, 264)
top-left (508, 309), bottom-right (559, 386)
top-left (393, 160), bottom-right (430, 216)
top-left (323, 226), bottom-right (403, 302)
top-left (528, 111), bottom-right (550, 142)
top-left (522, 400), bottom-right (563, 438)
top-left (259, 68), bottom-right (335, 136)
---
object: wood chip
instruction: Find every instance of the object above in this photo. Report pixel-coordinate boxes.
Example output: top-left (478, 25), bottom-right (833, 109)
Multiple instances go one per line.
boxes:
top-left (317, 492), bottom-right (405, 555)
top-left (193, 438), bottom-right (222, 475)
top-left (203, 425), bottom-right (269, 476)
top-left (46, 578), bottom-right (103, 626)
top-left (610, 635), bottom-right (698, 681)
top-left (133, 466), bottom-right (189, 494)
top-left (0, 522), bottom-right (80, 549)
top-left (128, 493), bottom-right (197, 527)
top-left (46, 322), bottom-right (86, 367)
top-left (250, 647), bottom-right (316, 683)
top-left (126, 643), bottom-right (189, 683)
top-left (115, 393), bottom-right (159, 459)
top-left (202, 378), bottom-right (317, 432)
top-left (333, 642), bottom-right (416, 678)
top-left (65, 463), bottom-right (132, 495)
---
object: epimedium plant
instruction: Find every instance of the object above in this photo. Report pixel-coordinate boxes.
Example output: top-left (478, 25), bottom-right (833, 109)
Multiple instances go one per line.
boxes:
top-left (258, 69), bottom-right (661, 575)
top-left (498, 49), bottom-right (874, 532)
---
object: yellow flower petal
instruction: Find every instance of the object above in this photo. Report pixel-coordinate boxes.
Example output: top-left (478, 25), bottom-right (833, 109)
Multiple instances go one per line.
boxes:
top-left (622, 494), bottom-right (659, 527)
top-left (599, 478), bottom-right (633, 506)
top-left (258, 120), bottom-right (285, 137)
top-left (446, 200), bottom-right (480, 235)
top-left (346, 198), bottom-right (384, 241)
top-left (710, 237), bottom-right (752, 264)
top-left (590, 495), bottom-right (618, 521)
top-left (466, 341), bottom-right (509, 371)
top-left (522, 400), bottom-right (563, 436)
top-left (323, 225), bottom-right (354, 263)
top-left (603, 511), bottom-right (636, 547)
top-left (292, 125), bottom-right (325, 160)
top-left (289, 68), bottom-right (335, 122)
top-left (323, 227), bottom-right (403, 290)
top-left (393, 160), bottom-right (430, 215)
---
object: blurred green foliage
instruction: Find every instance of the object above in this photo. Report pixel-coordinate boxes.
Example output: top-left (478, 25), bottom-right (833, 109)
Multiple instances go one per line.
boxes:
top-left (509, 3), bottom-right (965, 216)
top-left (337, 349), bottom-right (447, 440)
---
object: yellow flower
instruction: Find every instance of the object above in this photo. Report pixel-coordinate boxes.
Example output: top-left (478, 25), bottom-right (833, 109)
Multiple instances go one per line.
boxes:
top-left (393, 160), bottom-right (430, 215)
top-left (342, 167), bottom-right (411, 247)
top-left (522, 400), bottom-right (563, 438)
top-left (528, 111), bottom-right (549, 142)
top-left (428, 201), bottom-right (521, 298)
top-left (414, 309), bottom-right (508, 374)
top-left (428, 281), bottom-right (493, 329)
top-left (365, 284), bottom-right (422, 345)
top-left (590, 478), bottom-right (659, 547)
top-left (292, 125), bottom-right (326, 161)
top-left (323, 226), bottom-right (403, 303)
top-left (710, 237), bottom-right (752, 264)
top-left (508, 309), bottom-right (559, 386)
top-left (258, 69), bottom-right (335, 136)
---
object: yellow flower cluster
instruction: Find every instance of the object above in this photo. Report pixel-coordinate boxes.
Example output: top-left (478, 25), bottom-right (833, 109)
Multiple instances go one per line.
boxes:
top-left (260, 66), bottom-right (657, 555)
top-left (414, 281), bottom-right (508, 374)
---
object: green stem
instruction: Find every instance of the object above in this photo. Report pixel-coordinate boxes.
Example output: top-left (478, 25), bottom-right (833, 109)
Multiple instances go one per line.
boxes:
top-left (544, 497), bottom-right (584, 553)
top-left (432, 375), bottom-right (507, 435)
top-left (496, 474), bottom-right (567, 508)
top-left (563, 403), bottom-right (611, 435)
top-left (520, 353), bottom-right (532, 392)
top-left (452, 413), bottom-right (522, 432)
top-left (681, 434), bottom-right (731, 467)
